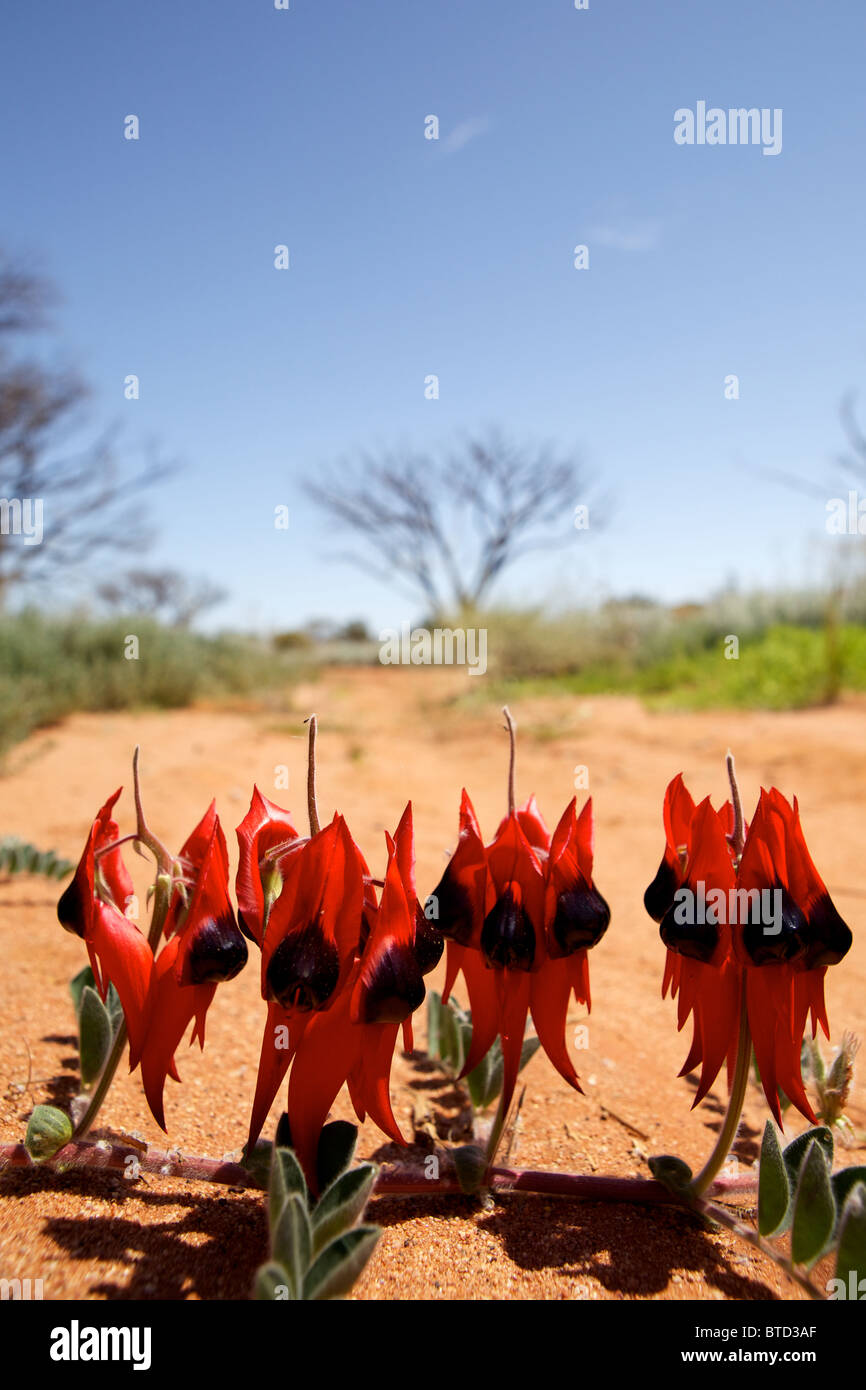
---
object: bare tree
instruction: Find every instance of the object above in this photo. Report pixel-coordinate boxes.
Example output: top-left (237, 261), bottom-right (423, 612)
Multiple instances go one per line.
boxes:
top-left (0, 250), bottom-right (173, 605)
top-left (745, 390), bottom-right (866, 500)
top-left (835, 391), bottom-right (866, 484)
top-left (96, 568), bottom-right (227, 628)
top-left (309, 431), bottom-right (598, 613)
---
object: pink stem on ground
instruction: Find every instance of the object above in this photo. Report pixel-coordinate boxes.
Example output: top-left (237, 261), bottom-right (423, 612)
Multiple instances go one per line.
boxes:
top-left (0, 1141), bottom-right (757, 1202)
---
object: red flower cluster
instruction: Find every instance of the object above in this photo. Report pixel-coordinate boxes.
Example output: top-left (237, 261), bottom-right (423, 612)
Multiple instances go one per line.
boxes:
top-left (58, 791), bottom-right (248, 1128)
top-left (57, 789), bottom-right (153, 1068)
top-left (432, 789), bottom-right (610, 1121)
top-left (241, 795), bottom-right (441, 1184)
top-left (645, 774), bottom-right (852, 1124)
top-left (56, 741), bottom-right (853, 1183)
top-left (141, 803), bottom-right (248, 1127)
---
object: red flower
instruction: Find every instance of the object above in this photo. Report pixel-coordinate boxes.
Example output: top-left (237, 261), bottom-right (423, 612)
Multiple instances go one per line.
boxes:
top-left (245, 810), bottom-right (370, 1149)
top-left (139, 803), bottom-right (248, 1129)
top-left (235, 787), bottom-right (300, 946)
top-left (433, 790), bottom-right (610, 1121)
top-left (646, 775), bottom-right (852, 1125)
top-left (57, 789), bottom-right (153, 1067)
top-left (246, 802), bottom-right (440, 1186)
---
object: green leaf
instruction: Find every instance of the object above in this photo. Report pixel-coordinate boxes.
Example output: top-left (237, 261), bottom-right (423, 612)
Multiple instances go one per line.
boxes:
top-left (480, 1039), bottom-right (504, 1110)
top-left (78, 986), bottom-right (113, 1088)
top-left (25, 1105), bottom-right (73, 1162)
top-left (791, 1139), bottom-right (837, 1267)
top-left (467, 1032), bottom-right (541, 1113)
top-left (806, 1037), bottom-right (826, 1087)
top-left (758, 1121), bottom-right (791, 1237)
top-left (832, 1166), bottom-right (866, 1216)
top-left (312, 1164), bottom-right (377, 1255)
top-left (271, 1192), bottom-right (312, 1297)
top-left (440, 1001), bottom-right (462, 1073)
top-left (0, 837), bottom-right (73, 880)
top-left (105, 982), bottom-right (124, 1035)
top-left (835, 1184), bottom-right (866, 1291)
top-left (452, 1143), bottom-right (488, 1195)
top-left (457, 1016), bottom-right (473, 1075)
top-left (269, 1145), bottom-right (307, 1229)
top-left (783, 1125), bottom-right (834, 1184)
top-left (69, 965), bottom-right (96, 1015)
top-left (303, 1226), bottom-right (380, 1300)
top-left (426, 990), bottom-right (442, 1061)
top-left (466, 1047), bottom-right (494, 1112)
top-left (315, 1121), bottom-right (358, 1195)
top-left (253, 1261), bottom-right (292, 1301)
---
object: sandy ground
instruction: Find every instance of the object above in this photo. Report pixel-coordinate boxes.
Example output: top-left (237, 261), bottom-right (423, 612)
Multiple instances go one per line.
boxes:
top-left (1, 667), bottom-right (864, 1301)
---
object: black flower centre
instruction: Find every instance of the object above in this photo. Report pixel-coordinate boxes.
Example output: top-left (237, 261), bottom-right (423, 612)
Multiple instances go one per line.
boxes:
top-left (266, 921), bottom-right (338, 1010)
top-left (481, 887), bottom-right (536, 970)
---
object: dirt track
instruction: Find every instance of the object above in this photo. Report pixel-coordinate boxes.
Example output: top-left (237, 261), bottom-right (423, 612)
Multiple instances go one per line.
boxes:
top-left (1, 668), bottom-right (864, 1300)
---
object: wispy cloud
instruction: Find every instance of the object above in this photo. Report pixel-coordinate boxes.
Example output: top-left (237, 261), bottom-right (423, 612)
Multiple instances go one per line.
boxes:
top-left (441, 116), bottom-right (492, 154)
top-left (586, 218), bottom-right (662, 252)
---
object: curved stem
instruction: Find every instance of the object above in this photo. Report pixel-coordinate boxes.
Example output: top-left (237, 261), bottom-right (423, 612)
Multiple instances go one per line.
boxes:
top-left (502, 706), bottom-right (516, 815)
top-left (68, 874), bottom-right (171, 1143)
top-left (132, 746), bottom-right (173, 872)
top-left (305, 715), bottom-right (320, 836)
top-left (484, 1086), bottom-right (511, 1176)
top-left (689, 977), bottom-right (752, 1197)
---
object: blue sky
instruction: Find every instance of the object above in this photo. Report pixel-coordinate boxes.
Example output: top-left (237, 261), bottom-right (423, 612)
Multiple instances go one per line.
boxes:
top-left (2, 0), bottom-right (865, 631)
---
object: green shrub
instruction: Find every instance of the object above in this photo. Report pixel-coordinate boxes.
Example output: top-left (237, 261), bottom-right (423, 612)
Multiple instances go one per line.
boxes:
top-left (0, 611), bottom-right (302, 760)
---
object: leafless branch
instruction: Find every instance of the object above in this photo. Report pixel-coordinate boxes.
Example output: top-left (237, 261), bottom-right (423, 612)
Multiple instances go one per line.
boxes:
top-left (309, 430), bottom-right (600, 613)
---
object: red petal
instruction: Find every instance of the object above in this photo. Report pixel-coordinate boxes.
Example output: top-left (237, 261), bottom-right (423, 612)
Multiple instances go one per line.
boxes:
top-left (496, 971), bottom-right (533, 1123)
top-left (235, 787), bottom-right (299, 945)
top-left (530, 958), bottom-right (583, 1092)
top-left (663, 774), bottom-right (697, 854)
top-left (485, 813), bottom-right (546, 941)
top-left (350, 1021), bottom-right (406, 1149)
top-left (495, 795), bottom-right (550, 854)
top-left (92, 788), bottom-right (134, 910)
top-left (247, 1001), bottom-right (306, 1148)
top-left (87, 900), bottom-right (153, 1068)
top-left (286, 980), bottom-right (361, 1187)
top-left (457, 950), bottom-right (501, 1077)
top-left (139, 936), bottom-right (216, 1131)
top-left (441, 941), bottom-right (464, 1004)
top-left (350, 827), bottom-right (421, 1025)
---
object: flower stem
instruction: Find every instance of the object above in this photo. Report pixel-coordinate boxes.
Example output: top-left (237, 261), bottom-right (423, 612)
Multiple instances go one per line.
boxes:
top-left (132, 746), bottom-right (173, 872)
top-left (68, 874), bottom-right (171, 1144)
top-left (305, 714), bottom-right (320, 836)
top-left (725, 750), bottom-right (746, 859)
top-left (689, 977), bottom-right (752, 1198)
top-left (502, 706), bottom-right (516, 815)
top-left (484, 1086), bottom-right (511, 1175)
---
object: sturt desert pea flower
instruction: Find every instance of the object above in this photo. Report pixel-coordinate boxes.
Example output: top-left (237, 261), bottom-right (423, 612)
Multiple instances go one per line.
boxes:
top-left (246, 715), bottom-right (441, 1179)
top-left (284, 802), bottom-right (442, 1184)
top-left (57, 789), bottom-right (154, 1068)
top-left (646, 767), bottom-right (852, 1126)
top-left (431, 709), bottom-right (610, 1125)
top-left (245, 807), bottom-right (371, 1150)
top-left (139, 802), bottom-right (248, 1129)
